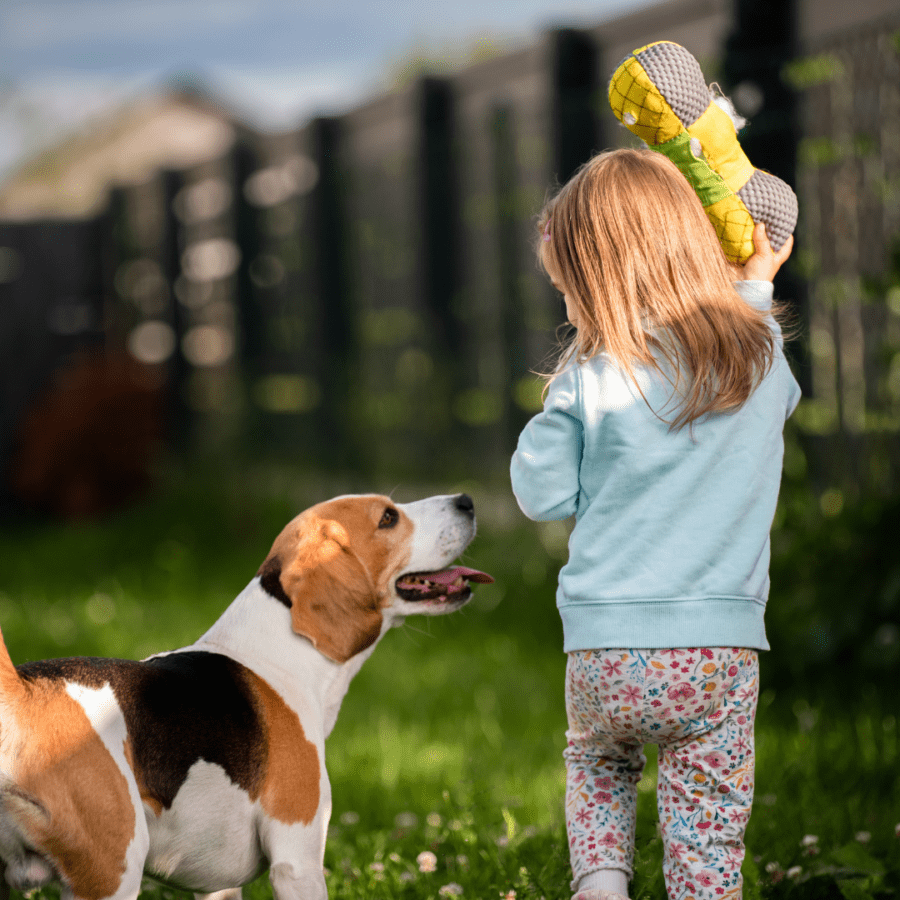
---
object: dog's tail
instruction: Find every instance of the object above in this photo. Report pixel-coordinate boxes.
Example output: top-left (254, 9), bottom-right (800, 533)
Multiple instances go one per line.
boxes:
top-left (0, 626), bottom-right (25, 702)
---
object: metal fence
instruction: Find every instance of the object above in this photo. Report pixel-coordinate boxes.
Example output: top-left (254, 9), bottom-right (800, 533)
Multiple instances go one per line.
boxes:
top-left (1, 0), bottom-right (899, 515)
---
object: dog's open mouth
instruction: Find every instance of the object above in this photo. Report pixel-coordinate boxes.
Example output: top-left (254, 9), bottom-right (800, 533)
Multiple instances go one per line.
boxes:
top-left (396, 566), bottom-right (494, 603)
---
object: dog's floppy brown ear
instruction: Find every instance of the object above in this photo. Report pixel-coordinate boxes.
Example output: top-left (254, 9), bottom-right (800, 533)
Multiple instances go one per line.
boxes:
top-left (266, 520), bottom-right (384, 664)
top-left (289, 564), bottom-right (383, 664)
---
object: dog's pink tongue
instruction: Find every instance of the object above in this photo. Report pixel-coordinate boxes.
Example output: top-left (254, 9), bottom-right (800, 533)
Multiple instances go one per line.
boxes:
top-left (430, 566), bottom-right (494, 585)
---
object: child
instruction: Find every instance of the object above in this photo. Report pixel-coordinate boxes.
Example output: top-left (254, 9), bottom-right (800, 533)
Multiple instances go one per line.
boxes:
top-left (510, 148), bottom-right (799, 900)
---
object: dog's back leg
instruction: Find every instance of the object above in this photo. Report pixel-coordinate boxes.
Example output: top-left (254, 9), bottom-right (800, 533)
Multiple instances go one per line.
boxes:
top-left (196, 889), bottom-right (243, 900)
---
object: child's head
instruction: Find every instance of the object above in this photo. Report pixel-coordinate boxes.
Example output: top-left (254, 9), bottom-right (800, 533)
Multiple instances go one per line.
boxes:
top-left (538, 148), bottom-right (781, 428)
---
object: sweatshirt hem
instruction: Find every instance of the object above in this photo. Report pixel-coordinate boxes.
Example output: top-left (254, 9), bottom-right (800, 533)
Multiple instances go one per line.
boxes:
top-left (559, 596), bottom-right (769, 652)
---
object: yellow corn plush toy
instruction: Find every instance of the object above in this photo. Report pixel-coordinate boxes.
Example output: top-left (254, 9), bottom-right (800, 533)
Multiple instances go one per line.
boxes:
top-left (609, 41), bottom-right (797, 265)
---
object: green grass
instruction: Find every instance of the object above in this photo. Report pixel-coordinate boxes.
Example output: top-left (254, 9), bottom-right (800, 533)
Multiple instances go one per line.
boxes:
top-left (0, 467), bottom-right (897, 900)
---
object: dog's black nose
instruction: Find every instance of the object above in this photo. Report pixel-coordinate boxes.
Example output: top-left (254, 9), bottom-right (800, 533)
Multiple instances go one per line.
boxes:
top-left (454, 493), bottom-right (475, 517)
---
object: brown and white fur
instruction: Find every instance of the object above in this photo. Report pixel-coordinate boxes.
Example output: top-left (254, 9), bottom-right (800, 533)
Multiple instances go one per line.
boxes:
top-left (0, 493), bottom-right (490, 900)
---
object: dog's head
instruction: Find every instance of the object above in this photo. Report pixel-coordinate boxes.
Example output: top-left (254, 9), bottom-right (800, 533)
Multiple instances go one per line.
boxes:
top-left (256, 494), bottom-right (492, 663)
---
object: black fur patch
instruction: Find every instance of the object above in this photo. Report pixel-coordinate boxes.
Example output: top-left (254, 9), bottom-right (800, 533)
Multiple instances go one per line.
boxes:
top-left (257, 557), bottom-right (292, 609)
top-left (17, 652), bottom-right (267, 810)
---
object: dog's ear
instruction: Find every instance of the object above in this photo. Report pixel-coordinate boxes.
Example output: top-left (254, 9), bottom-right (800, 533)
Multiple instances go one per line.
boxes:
top-left (269, 520), bottom-right (384, 664)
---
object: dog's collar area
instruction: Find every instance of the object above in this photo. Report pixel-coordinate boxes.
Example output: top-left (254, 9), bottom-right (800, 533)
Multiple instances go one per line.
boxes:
top-left (395, 566), bottom-right (493, 603)
top-left (258, 559), bottom-right (291, 608)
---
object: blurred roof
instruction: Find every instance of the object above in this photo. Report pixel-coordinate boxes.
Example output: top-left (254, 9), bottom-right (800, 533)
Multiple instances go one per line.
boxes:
top-left (0, 86), bottom-right (250, 221)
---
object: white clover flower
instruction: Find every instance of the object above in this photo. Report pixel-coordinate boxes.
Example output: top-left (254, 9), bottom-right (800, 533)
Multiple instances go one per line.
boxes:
top-left (369, 863), bottom-right (385, 873)
top-left (895, 822), bottom-right (900, 838)
top-left (439, 883), bottom-right (463, 897)
top-left (501, 891), bottom-right (517, 900)
top-left (395, 812), bottom-right (419, 829)
top-left (787, 866), bottom-right (803, 879)
top-left (417, 851), bottom-right (438, 873)
top-left (765, 861), bottom-right (782, 873)
top-left (339, 811), bottom-right (360, 826)
top-left (801, 835), bottom-right (819, 846)
top-left (427, 812), bottom-right (443, 828)
top-left (855, 831), bottom-right (871, 844)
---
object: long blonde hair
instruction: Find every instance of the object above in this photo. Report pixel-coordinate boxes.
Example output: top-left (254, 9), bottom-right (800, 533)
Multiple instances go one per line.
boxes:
top-left (539, 148), bottom-right (784, 430)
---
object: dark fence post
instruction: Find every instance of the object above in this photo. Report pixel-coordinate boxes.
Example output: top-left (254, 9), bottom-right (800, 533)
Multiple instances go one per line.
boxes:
top-left (490, 104), bottom-right (531, 453)
top-left (551, 28), bottom-right (602, 184)
top-left (308, 115), bottom-right (361, 472)
top-left (100, 186), bottom-right (133, 351)
top-left (233, 139), bottom-right (266, 378)
top-left (160, 169), bottom-right (191, 450)
top-left (721, 0), bottom-right (809, 392)
top-left (419, 77), bottom-right (465, 370)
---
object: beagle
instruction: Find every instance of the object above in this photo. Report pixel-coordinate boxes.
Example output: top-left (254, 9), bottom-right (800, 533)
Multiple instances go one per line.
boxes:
top-left (0, 493), bottom-right (492, 900)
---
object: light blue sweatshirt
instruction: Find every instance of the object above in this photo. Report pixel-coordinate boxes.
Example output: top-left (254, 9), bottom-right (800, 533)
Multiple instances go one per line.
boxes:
top-left (510, 281), bottom-right (801, 652)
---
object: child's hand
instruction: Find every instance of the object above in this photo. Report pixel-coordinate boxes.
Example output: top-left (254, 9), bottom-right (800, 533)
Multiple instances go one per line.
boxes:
top-left (739, 222), bottom-right (793, 282)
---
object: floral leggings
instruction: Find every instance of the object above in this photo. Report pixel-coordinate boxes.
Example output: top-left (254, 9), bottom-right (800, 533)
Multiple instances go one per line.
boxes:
top-left (564, 648), bottom-right (759, 900)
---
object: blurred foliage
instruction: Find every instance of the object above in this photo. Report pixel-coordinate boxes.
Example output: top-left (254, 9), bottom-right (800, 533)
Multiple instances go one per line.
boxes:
top-left (767, 464), bottom-right (900, 703)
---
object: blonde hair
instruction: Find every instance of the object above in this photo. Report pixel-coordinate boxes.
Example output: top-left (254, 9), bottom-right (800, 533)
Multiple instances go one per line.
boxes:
top-left (539, 148), bottom-right (785, 430)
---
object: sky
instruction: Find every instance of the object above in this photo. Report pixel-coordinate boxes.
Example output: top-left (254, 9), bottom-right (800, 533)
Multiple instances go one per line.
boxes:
top-left (0, 0), bottom-right (656, 179)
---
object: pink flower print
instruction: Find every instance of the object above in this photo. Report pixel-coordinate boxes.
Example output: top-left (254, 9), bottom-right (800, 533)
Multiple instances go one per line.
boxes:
top-left (701, 649), bottom-right (714, 659)
top-left (667, 684), bottom-right (696, 702)
top-left (728, 665), bottom-right (738, 676)
top-left (599, 832), bottom-right (618, 848)
top-left (594, 776), bottom-right (613, 790)
top-left (575, 809), bottom-right (591, 826)
top-left (587, 853), bottom-right (601, 867)
top-left (593, 791), bottom-right (613, 804)
top-left (621, 684), bottom-right (641, 705)
top-left (696, 871), bottom-right (719, 887)
top-left (702, 751), bottom-right (729, 770)
top-left (602, 658), bottom-right (623, 676)
top-left (669, 842), bottom-right (686, 861)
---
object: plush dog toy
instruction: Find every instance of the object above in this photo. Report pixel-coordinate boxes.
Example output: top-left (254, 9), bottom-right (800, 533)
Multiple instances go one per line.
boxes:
top-left (608, 40), bottom-right (797, 265)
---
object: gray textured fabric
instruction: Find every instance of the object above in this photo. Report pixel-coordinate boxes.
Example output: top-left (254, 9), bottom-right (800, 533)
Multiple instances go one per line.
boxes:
top-left (635, 42), bottom-right (709, 127)
top-left (738, 170), bottom-right (799, 252)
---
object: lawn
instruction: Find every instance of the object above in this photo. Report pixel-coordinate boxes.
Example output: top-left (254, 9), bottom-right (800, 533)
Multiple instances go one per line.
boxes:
top-left (0, 466), bottom-right (897, 900)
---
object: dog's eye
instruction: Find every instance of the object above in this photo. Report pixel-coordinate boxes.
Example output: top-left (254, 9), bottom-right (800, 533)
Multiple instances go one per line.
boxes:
top-left (378, 507), bottom-right (399, 529)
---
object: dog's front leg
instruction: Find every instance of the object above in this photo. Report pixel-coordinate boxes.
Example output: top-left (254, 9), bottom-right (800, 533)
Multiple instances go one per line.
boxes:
top-left (270, 862), bottom-right (326, 900)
